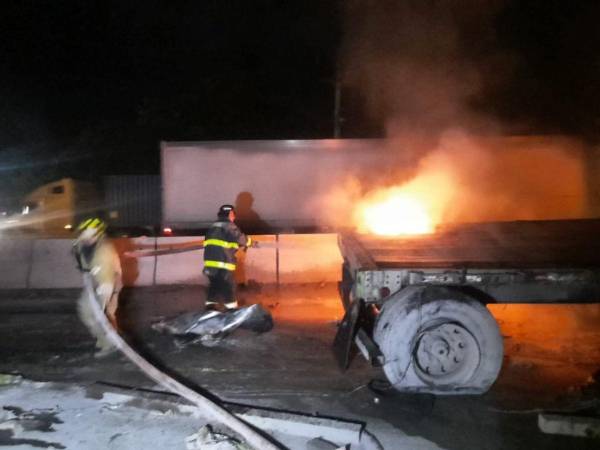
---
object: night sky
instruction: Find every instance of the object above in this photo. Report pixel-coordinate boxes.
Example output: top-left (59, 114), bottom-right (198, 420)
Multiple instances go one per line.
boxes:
top-left (1, 1), bottom-right (599, 197)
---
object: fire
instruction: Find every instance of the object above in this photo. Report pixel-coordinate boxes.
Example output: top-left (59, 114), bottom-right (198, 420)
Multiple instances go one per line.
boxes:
top-left (355, 189), bottom-right (434, 235)
top-left (353, 164), bottom-right (456, 236)
top-left (331, 133), bottom-right (588, 237)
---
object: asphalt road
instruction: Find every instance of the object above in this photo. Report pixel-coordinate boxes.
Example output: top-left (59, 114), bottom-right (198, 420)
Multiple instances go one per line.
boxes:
top-left (1, 285), bottom-right (599, 449)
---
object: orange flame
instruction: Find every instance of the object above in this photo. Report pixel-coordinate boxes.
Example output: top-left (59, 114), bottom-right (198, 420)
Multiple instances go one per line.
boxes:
top-left (355, 191), bottom-right (433, 235)
top-left (339, 134), bottom-right (588, 237)
top-left (354, 165), bottom-right (456, 236)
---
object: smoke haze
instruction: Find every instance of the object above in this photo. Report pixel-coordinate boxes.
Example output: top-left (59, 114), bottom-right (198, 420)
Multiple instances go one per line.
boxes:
top-left (332, 1), bottom-right (595, 228)
top-left (341, 0), bottom-right (510, 138)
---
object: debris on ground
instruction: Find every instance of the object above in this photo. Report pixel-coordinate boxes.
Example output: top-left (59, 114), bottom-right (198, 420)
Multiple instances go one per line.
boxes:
top-left (229, 404), bottom-right (363, 446)
top-left (0, 373), bottom-right (23, 386)
top-left (538, 412), bottom-right (600, 438)
top-left (96, 381), bottom-right (370, 448)
top-left (185, 424), bottom-right (252, 450)
top-left (0, 403), bottom-right (66, 449)
top-left (0, 380), bottom-right (391, 450)
top-left (152, 304), bottom-right (273, 345)
top-left (0, 379), bottom-right (204, 449)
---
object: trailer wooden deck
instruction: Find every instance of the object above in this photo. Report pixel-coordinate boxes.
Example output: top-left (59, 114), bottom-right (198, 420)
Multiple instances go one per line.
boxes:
top-left (339, 219), bottom-right (600, 303)
top-left (341, 219), bottom-right (600, 271)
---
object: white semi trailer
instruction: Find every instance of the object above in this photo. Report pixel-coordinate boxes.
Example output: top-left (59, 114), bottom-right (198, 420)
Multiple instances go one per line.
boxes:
top-left (161, 139), bottom-right (412, 231)
top-left (160, 136), bottom-right (596, 232)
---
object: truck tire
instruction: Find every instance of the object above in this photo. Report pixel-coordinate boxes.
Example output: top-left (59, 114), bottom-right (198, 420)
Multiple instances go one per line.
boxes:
top-left (373, 286), bottom-right (503, 394)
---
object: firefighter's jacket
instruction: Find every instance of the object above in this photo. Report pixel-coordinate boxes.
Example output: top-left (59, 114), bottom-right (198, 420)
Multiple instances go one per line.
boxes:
top-left (203, 221), bottom-right (251, 271)
top-left (73, 238), bottom-right (122, 307)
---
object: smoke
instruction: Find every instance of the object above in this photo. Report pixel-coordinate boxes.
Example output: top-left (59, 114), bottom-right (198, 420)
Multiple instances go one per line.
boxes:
top-left (329, 1), bottom-right (593, 229)
top-left (341, 0), bottom-right (510, 138)
top-left (317, 132), bottom-right (588, 228)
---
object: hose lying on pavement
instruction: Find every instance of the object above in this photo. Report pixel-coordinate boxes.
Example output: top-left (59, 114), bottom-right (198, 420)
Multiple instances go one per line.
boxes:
top-left (82, 273), bottom-right (283, 450)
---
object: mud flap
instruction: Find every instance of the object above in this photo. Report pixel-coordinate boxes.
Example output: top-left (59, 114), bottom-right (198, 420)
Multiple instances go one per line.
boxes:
top-left (333, 299), bottom-right (364, 370)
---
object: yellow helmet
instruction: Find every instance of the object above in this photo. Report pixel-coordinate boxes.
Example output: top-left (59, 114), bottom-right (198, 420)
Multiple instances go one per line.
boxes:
top-left (76, 217), bottom-right (107, 239)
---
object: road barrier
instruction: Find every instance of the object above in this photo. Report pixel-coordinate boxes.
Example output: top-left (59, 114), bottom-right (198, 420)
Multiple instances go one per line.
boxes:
top-left (0, 239), bottom-right (34, 288)
top-left (0, 234), bottom-right (342, 289)
top-left (154, 236), bottom-right (206, 285)
top-left (278, 234), bottom-right (342, 283)
top-left (29, 240), bottom-right (82, 288)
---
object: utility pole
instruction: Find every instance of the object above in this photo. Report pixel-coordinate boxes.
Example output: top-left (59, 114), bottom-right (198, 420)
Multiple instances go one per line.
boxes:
top-left (333, 78), bottom-right (342, 138)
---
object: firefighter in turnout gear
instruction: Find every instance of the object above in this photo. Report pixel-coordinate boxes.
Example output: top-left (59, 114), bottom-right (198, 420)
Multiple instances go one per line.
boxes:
top-left (73, 217), bottom-right (122, 357)
top-left (203, 204), bottom-right (254, 310)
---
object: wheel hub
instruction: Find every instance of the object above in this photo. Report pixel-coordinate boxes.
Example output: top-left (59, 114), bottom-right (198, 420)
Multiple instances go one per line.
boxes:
top-left (414, 322), bottom-right (480, 384)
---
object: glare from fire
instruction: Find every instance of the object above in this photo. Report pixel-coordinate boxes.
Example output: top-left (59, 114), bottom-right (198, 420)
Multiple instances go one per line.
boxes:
top-left (354, 168), bottom-right (456, 236)
top-left (334, 133), bottom-right (587, 237)
top-left (356, 192), bottom-right (432, 235)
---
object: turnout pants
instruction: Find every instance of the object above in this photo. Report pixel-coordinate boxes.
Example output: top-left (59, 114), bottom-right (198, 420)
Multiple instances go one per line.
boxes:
top-left (77, 290), bottom-right (119, 354)
top-left (204, 268), bottom-right (236, 304)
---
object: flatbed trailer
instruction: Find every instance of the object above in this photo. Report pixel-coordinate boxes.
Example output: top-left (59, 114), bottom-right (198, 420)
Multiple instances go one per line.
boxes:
top-left (335, 219), bottom-right (600, 395)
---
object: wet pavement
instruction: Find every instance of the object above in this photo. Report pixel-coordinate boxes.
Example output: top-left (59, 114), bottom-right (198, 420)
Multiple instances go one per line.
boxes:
top-left (1, 284), bottom-right (599, 449)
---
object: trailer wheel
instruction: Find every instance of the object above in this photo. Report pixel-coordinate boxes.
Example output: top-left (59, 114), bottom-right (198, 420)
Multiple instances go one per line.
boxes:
top-left (373, 287), bottom-right (503, 394)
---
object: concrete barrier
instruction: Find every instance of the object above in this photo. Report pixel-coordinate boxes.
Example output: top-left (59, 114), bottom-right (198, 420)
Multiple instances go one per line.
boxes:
top-left (28, 237), bottom-right (158, 289)
top-left (154, 235), bottom-right (282, 286)
top-left (278, 234), bottom-right (342, 283)
top-left (29, 239), bottom-right (82, 288)
top-left (0, 239), bottom-right (34, 288)
top-left (0, 234), bottom-right (344, 290)
top-left (155, 237), bottom-right (206, 285)
top-left (237, 235), bottom-right (277, 284)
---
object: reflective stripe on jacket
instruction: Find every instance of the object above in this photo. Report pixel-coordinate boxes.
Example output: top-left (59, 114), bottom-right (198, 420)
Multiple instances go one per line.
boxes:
top-left (204, 260), bottom-right (236, 271)
top-left (203, 221), bottom-right (250, 271)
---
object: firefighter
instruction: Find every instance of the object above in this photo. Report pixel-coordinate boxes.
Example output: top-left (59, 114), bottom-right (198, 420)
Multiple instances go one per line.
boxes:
top-left (203, 204), bottom-right (255, 310)
top-left (73, 217), bottom-right (122, 357)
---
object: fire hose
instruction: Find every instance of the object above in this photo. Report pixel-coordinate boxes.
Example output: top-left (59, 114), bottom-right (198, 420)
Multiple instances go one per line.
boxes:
top-left (82, 273), bottom-right (283, 450)
top-left (123, 240), bottom-right (285, 259)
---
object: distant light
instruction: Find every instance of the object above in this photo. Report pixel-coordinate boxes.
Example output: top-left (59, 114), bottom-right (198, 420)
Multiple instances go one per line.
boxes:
top-left (163, 227), bottom-right (173, 235)
top-left (64, 224), bottom-right (72, 230)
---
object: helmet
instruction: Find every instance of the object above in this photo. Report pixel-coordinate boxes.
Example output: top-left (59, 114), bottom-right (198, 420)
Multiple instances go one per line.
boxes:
top-left (76, 217), bottom-right (107, 241)
top-left (217, 204), bottom-right (235, 219)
